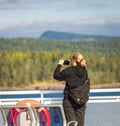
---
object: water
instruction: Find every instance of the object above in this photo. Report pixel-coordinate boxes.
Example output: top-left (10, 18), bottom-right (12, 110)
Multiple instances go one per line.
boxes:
top-left (85, 103), bottom-right (120, 126)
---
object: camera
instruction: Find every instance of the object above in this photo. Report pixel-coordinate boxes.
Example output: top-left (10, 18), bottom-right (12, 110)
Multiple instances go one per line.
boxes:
top-left (63, 60), bottom-right (69, 65)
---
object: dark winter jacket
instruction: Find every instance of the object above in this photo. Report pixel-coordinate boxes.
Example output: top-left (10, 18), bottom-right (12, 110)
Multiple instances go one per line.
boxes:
top-left (53, 64), bottom-right (88, 99)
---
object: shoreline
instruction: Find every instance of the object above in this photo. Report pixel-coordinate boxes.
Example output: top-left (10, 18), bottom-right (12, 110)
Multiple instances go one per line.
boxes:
top-left (0, 82), bottom-right (120, 90)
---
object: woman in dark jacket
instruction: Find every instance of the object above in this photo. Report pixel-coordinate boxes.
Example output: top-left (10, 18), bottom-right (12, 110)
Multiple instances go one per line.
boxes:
top-left (53, 52), bottom-right (90, 126)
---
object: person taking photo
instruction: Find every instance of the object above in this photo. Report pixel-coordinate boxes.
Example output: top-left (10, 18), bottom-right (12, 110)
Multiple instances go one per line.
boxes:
top-left (53, 52), bottom-right (90, 126)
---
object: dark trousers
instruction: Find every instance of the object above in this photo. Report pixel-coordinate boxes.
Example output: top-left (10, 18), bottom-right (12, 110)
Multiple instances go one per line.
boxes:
top-left (63, 99), bottom-right (86, 126)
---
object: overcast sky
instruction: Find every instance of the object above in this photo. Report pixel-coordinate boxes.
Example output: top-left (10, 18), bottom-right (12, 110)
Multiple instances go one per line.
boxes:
top-left (0, 0), bottom-right (120, 38)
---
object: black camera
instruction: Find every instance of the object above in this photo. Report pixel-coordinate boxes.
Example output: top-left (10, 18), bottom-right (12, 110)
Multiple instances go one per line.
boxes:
top-left (63, 60), bottom-right (69, 65)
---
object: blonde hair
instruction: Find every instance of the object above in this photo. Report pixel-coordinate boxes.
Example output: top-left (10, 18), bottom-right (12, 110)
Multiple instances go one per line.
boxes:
top-left (72, 52), bottom-right (86, 67)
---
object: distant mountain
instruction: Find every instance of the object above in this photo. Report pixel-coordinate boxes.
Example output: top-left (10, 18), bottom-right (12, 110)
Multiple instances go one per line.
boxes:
top-left (40, 31), bottom-right (113, 41)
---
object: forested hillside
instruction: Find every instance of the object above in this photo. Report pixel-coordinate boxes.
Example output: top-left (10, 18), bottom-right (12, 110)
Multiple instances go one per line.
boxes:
top-left (0, 38), bottom-right (120, 53)
top-left (0, 38), bottom-right (120, 88)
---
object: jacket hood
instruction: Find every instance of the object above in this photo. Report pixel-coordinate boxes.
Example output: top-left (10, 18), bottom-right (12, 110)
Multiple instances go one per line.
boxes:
top-left (72, 65), bottom-right (86, 78)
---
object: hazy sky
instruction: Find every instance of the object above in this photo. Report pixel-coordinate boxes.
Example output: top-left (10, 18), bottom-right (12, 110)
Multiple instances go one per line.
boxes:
top-left (0, 0), bottom-right (120, 38)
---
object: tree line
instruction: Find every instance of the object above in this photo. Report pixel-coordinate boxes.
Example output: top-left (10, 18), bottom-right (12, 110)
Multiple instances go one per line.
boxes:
top-left (0, 51), bottom-right (119, 88)
top-left (0, 38), bottom-right (120, 54)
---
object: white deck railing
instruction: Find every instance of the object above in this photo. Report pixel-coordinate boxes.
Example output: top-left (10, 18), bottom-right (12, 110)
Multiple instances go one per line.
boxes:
top-left (0, 88), bottom-right (120, 105)
top-left (0, 88), bottom-right (120, 126)
top-left (0, 104), bottom-right (66, 126)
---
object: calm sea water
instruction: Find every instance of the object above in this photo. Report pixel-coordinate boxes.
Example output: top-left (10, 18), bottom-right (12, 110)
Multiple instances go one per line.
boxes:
top-left (85, 103), bottom-right (120, 126)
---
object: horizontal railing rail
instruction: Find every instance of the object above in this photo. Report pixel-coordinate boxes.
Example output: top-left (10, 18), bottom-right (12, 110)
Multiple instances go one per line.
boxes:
top-left (0, 88), bottom-right (120, 105)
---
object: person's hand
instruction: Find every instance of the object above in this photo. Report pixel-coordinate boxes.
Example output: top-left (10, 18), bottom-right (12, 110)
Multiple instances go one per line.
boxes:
top-left (58, 59), bottom-right (64, 65)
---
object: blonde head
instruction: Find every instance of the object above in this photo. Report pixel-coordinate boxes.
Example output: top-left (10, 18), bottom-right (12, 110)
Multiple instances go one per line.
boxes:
top-left (72, 52), bottom-right (86, 67)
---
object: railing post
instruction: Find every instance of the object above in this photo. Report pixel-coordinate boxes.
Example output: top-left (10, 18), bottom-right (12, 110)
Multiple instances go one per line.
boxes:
top-left (59, 105), bottom-right (67, 126)
top-left (32, 107), bottom-right (40, 126)
top-left (0, 108), bottom-right (8, 126)
top-left (27, 106), bottom-right (36, 126)
top-left (40, 91), bottom-right (44, 104)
